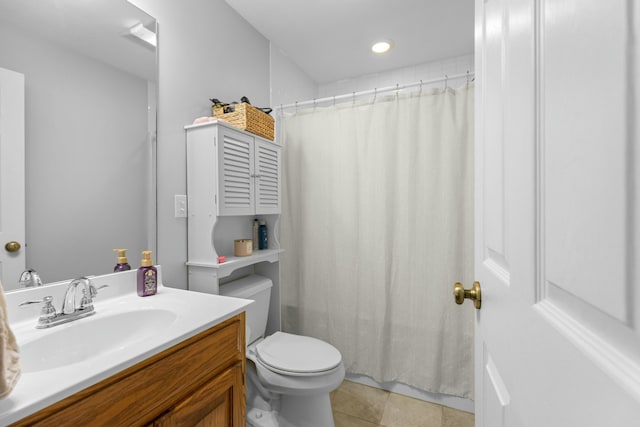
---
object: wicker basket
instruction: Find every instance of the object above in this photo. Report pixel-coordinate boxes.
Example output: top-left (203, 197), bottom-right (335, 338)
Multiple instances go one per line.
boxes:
top-left (213, 102), bottom-right (274, 141)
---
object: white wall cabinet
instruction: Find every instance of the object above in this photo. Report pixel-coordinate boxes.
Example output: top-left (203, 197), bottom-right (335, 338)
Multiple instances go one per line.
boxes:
top-left (185, 120), bottom-right (282, 334)
top-left (215, 123), bottom-right (281, 216)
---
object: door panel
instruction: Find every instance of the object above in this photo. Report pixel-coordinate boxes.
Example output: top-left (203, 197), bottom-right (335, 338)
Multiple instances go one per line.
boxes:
top-left (481, 0), bottom-right (508, 275)
top-left (539, 0), bottom-right (640, 400)
top-left (542, 0), bottom-right (629, 322)
top-left (480, 345), bottom-right (511, 427)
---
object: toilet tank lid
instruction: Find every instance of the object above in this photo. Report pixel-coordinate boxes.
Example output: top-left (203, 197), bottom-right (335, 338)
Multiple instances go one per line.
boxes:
top-left (219, 274), bottom-right (273, 299)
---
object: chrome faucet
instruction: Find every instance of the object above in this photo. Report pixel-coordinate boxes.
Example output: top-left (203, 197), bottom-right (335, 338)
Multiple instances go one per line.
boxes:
top-left (19, 269), bottom-right (43, 287)
top-left (62, 277), bottom-right (97, 315)
top-left (19, 277), bottom-right (108, 329)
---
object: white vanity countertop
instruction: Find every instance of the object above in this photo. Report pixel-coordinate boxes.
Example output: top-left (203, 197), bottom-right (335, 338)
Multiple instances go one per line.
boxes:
top-left (0, 268), bottom-right (251, 425)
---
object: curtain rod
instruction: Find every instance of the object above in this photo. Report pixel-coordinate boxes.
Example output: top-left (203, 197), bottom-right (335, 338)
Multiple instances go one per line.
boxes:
top-left (276, 71), bottom-right (474, 111)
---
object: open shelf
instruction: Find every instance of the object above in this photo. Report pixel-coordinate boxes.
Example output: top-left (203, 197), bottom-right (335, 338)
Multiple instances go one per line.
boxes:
top-left (186, 249), bottom-right (283, 278)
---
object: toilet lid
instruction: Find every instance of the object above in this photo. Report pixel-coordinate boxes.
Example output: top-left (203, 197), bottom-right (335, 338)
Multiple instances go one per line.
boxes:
top-left (256, 332), bottom-right (342, 375)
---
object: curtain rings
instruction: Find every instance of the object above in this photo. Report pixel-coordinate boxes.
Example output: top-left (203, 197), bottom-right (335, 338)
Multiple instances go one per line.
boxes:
top-left (395, 83), bottom-right (400, 99)
top-left (466, 71), bottom-right (471, 86)
top-left (352, 91), bottom-right (356, 106)
top-left (419, 80), bottom-right (423, 95)
top-left (444, 75), bottom-right (449, 90)
top-left (295, 101), bottom-right (298, 114)
top-left (373, 88), bottom-right (377, 103)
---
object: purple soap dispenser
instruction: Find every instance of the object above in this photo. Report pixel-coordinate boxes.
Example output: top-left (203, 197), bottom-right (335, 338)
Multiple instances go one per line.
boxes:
top-left (137, 250), bottom-right (158, 297)
top-left (113, 249), bottom-right (132, 272)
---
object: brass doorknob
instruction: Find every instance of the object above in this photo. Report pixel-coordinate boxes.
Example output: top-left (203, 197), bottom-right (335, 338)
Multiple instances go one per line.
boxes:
top-left (4, 241), bottom-right (21, 253)
top-left (453, 281), bottom-right (482, 309)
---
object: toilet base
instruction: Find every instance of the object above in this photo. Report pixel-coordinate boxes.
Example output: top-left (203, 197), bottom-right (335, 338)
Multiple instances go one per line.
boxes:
top-left (247, 406), bottom-right (279, 427)
top-left (245, 362), bottom-right (337, 427)
top-left (279, 394), bottom-right (335, 427)
top-left (246, 392), bottom-right (335, 427)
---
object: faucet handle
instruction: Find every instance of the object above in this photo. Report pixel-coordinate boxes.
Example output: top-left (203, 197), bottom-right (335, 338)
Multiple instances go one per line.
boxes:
top-left (18, 269), bottom-right (43, 287)
top-left (91, 284), bottom-right (109, 298)
top-left (19, 296), bottom-right (57, 320)
top-left (81, 284), bottom-right (109, 309)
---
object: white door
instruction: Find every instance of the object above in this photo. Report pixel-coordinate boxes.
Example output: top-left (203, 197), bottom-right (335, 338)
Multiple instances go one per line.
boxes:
top-left (471, 0), bottom-right (640, 426)
top-left (0, 68), bottom-right (26, 290)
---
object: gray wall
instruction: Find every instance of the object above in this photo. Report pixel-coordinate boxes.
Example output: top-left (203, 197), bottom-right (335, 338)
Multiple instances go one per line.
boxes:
top-left (129, 0), bottom-right (270, 288)
top-left (0, 21), bottom-right (150, 283)
top-left (270, 44), bottom-right (317, 107)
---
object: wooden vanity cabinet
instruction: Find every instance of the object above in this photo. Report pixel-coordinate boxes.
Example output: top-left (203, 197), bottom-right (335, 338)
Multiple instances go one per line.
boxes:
top-left (12, 313), bottom-right (246, 427)
top-left (151, 362), bottom-right (244, 427)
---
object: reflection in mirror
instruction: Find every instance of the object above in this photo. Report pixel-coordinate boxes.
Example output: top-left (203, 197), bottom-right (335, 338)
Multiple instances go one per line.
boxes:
top-left (0, 0), bottom-right (157, 290)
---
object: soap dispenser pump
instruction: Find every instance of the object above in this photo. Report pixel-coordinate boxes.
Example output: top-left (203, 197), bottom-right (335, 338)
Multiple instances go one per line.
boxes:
top-left (113, 249), bottom-right (132, 272)
top-left (137, 250), bottom-right (157, 297)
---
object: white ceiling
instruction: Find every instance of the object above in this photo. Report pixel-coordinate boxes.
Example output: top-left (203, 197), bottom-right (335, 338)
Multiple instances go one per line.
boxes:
top-left (225, 0), bottom-right (474, 84)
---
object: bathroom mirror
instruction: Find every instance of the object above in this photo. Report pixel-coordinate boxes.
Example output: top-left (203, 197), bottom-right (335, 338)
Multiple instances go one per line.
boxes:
top-left (0, 0), bottom-right (157, 289)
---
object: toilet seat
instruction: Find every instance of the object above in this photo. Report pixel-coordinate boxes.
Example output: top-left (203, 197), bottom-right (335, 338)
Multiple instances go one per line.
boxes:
top-left (255, 332), bottom-right (342, 377)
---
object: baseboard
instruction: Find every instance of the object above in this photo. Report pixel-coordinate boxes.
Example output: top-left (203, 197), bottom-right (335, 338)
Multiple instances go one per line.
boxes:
top-left (345, 373), bottom-right (475, 414)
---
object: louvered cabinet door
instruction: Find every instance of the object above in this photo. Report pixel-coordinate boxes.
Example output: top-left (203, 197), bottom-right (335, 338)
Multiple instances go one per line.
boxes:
top-left (254, 138), bottom-right (281, 215)
top-left (217, 127), bottom-right (255, 216)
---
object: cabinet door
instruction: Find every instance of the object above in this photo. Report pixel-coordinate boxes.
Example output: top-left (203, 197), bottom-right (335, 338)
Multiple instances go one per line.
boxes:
top-left (152, 363), bottom-right (245, 427)
top-left (218, 127), bottom-right (255, 216)
top-left (254, 139), bottom-right (281, 215)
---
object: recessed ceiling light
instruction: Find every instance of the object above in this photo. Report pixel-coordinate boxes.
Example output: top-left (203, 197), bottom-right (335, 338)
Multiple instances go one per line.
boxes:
top-left (371, 40), bottom-right (393, 54)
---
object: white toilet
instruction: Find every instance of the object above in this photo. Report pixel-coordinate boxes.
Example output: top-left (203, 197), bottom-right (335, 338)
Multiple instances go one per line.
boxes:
top-left (219, 274), bottom-right (345, 427)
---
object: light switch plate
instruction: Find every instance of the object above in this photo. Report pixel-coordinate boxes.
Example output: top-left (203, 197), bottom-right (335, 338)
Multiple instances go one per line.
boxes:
top-left (174, 195), bottom-right (187, 218)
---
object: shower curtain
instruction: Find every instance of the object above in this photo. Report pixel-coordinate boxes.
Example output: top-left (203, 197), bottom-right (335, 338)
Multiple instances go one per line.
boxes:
top-left (279, 84), bottom-right (474, 398)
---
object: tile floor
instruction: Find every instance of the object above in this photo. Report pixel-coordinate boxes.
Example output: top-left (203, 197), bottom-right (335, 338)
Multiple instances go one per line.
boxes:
top-left (330, 380), bottom-right (474, 427)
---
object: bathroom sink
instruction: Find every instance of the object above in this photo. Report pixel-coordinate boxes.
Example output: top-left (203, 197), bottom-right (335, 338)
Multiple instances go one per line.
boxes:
top-left (19, 309), bottom-right (177, 373)
top-left (1, 269), bottom-right (253, 426)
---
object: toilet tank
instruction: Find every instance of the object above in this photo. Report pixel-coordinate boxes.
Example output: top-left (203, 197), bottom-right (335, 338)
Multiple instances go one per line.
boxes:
top-left (219, 274), bottom-right (273, 346)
